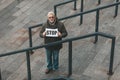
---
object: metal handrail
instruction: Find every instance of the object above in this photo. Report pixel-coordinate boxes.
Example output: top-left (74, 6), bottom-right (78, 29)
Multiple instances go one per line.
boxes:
top-left (0, 69), bottom-right (1, 80)
top-left (80, 0), bottom-right (84, 25)
top-left (28, 2), bottom-right (120, 49)
top-left (29, 1), bottom-right (119, 29)
top-left (54, 0), bottom-right (77, 16)
top-left (58, 2), bottom-right (120, 20)
top-left (54, 0), bottom-right (102, 22)
top-left (80, 0), bottom-right (119, 24)
top-left (0, 32), bottom-right (116, 80)
top-left (114, 0), bottom-right (119, 17)
top-left (0, 32), bottom-right (115, 57)
top-left (98, 0), bottom-right (101, 5)
top-left (0, 1), bottom-right (118, 80)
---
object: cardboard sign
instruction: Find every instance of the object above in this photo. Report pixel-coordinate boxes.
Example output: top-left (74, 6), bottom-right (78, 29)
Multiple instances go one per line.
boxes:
top-left (45, 28), bottom-right (58, 37)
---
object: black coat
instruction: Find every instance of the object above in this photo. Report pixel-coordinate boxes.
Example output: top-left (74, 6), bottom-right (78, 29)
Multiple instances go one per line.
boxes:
top-left (40, 19), bottom-right (68, 50)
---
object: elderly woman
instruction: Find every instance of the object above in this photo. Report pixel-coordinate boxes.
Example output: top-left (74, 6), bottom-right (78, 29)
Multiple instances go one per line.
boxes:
top-left (40, 11), bottom-right (68, 74)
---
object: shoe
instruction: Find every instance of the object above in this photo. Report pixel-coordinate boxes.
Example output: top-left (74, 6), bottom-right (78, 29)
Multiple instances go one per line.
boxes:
top-left (45, 69), bottom-right (52, 74)
top-left (53, 68), bottom-right (59, 72)
top-left (53, 68), bottom-right (58, 70)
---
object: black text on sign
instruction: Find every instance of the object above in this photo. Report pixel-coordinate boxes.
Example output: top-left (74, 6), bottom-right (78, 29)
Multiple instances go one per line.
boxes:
top-left (45, 28), bottom-right (58, 37)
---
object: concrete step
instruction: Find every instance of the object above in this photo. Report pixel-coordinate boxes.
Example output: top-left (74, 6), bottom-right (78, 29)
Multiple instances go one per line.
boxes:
top-left (0, 0), bottom-right (120, 80)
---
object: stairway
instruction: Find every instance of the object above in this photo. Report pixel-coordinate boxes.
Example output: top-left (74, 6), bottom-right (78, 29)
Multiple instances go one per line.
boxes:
top-left (0, 0), bottom-right (120, 80)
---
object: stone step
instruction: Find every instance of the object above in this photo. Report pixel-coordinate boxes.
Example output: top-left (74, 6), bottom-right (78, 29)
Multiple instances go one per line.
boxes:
top-left (0, 0), bottom-right (120, 80)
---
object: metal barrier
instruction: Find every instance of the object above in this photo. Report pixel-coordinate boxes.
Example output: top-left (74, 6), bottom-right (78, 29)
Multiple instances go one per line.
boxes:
top-left (54, 0), bottom-right (106, 25)
top-left (54, 0), bottom-right (77, 16)
top-left (0, 32), bottom-right (116, 80)
top-left (0, 68), bottom-right (1, 80)
top-left (28, 2), bottom-right (120, 49)
top-left (80, 0), bottom-right (119, 25)
top-left (0, 1), bottom-right (118, 80)
top-left (53, 0), bottom-right (102, 25)
top-left (114, 0), bottom-right (119, 17)
top-left (80, 0), bottom-right (84, 25)
top-left (80, 0), bottom-right (102, 25)
top-left (98, 0), bottom-right (101, 5)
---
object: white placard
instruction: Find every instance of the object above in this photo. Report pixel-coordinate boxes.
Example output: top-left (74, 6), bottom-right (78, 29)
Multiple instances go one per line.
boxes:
top-left (45, 28), bottom-right (58, 37)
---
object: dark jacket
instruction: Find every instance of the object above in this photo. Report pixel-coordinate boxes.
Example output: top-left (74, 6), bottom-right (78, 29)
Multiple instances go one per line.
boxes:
top-left (40, 18), bottom-right (68, 50)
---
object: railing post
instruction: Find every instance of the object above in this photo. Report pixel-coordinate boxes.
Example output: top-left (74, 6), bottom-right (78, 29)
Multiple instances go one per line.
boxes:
top-left (26, 51), bottom-right (31, 80)
top-left (108, 37), bottom-right (116, 75)
top-left (68, 41), bottom-right (72, 77)
top-left (94, 9), bottom-right (100, 43)
top-left (29, 28), bottom-right (33, 48)
top-left (74, 0), bottom-right (77, 10)
top-left (98, 0), bottom-right (101, 5)
top-left (114, 0), bottom-right (119, 17)
top-left (80, 0), bottom-right (84, 25)
top-left (54, 5), bottom-right (57, 16)
top-left (29, 28), bottom-right (34, 54)
top-left (0, 68), bottom-right (2, 80)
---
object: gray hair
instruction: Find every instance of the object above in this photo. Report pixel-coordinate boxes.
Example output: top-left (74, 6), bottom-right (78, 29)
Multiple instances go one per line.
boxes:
top-left (47, 11), bottom-right (55, 17)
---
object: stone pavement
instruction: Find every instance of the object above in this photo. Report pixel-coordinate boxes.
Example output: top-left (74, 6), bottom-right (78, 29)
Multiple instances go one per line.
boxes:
top-left (0, 0), bottom-right (120, 80)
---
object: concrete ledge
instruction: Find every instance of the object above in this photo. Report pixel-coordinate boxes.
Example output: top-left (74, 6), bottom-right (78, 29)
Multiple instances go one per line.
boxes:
top-left (42, 77), bottom-right (72, 80)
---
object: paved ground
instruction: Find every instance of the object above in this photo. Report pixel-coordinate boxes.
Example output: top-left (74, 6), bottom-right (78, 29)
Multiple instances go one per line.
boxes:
top-left (0, 0), bottom-right (120, 80)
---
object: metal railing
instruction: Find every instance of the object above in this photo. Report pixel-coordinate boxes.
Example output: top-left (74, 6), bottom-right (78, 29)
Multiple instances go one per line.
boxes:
top-left (53, 0), bottom-right (117, 25)
top-left (0, 69), bottom-right (1, 80)
top-left (114, 0), bottom-right (119, 17)
top-left (80, 0), bottom-right (84, 25)
top-left (0, 32), bottom-right (116, 80)
top-left (28, 2), bottom-right (120, 50)
top-left (54, 0), bottom-right (77, 16)
top-left (80, 0), bottom-right (119, 24)
top-left (98, 0), bottom-right (101, 5)
top-left (53, 0), bottom-right (102, 25)
top-left (54, 0), bottom-right (101, 25)
top-left (0, 1), bottom-right (118, 80)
